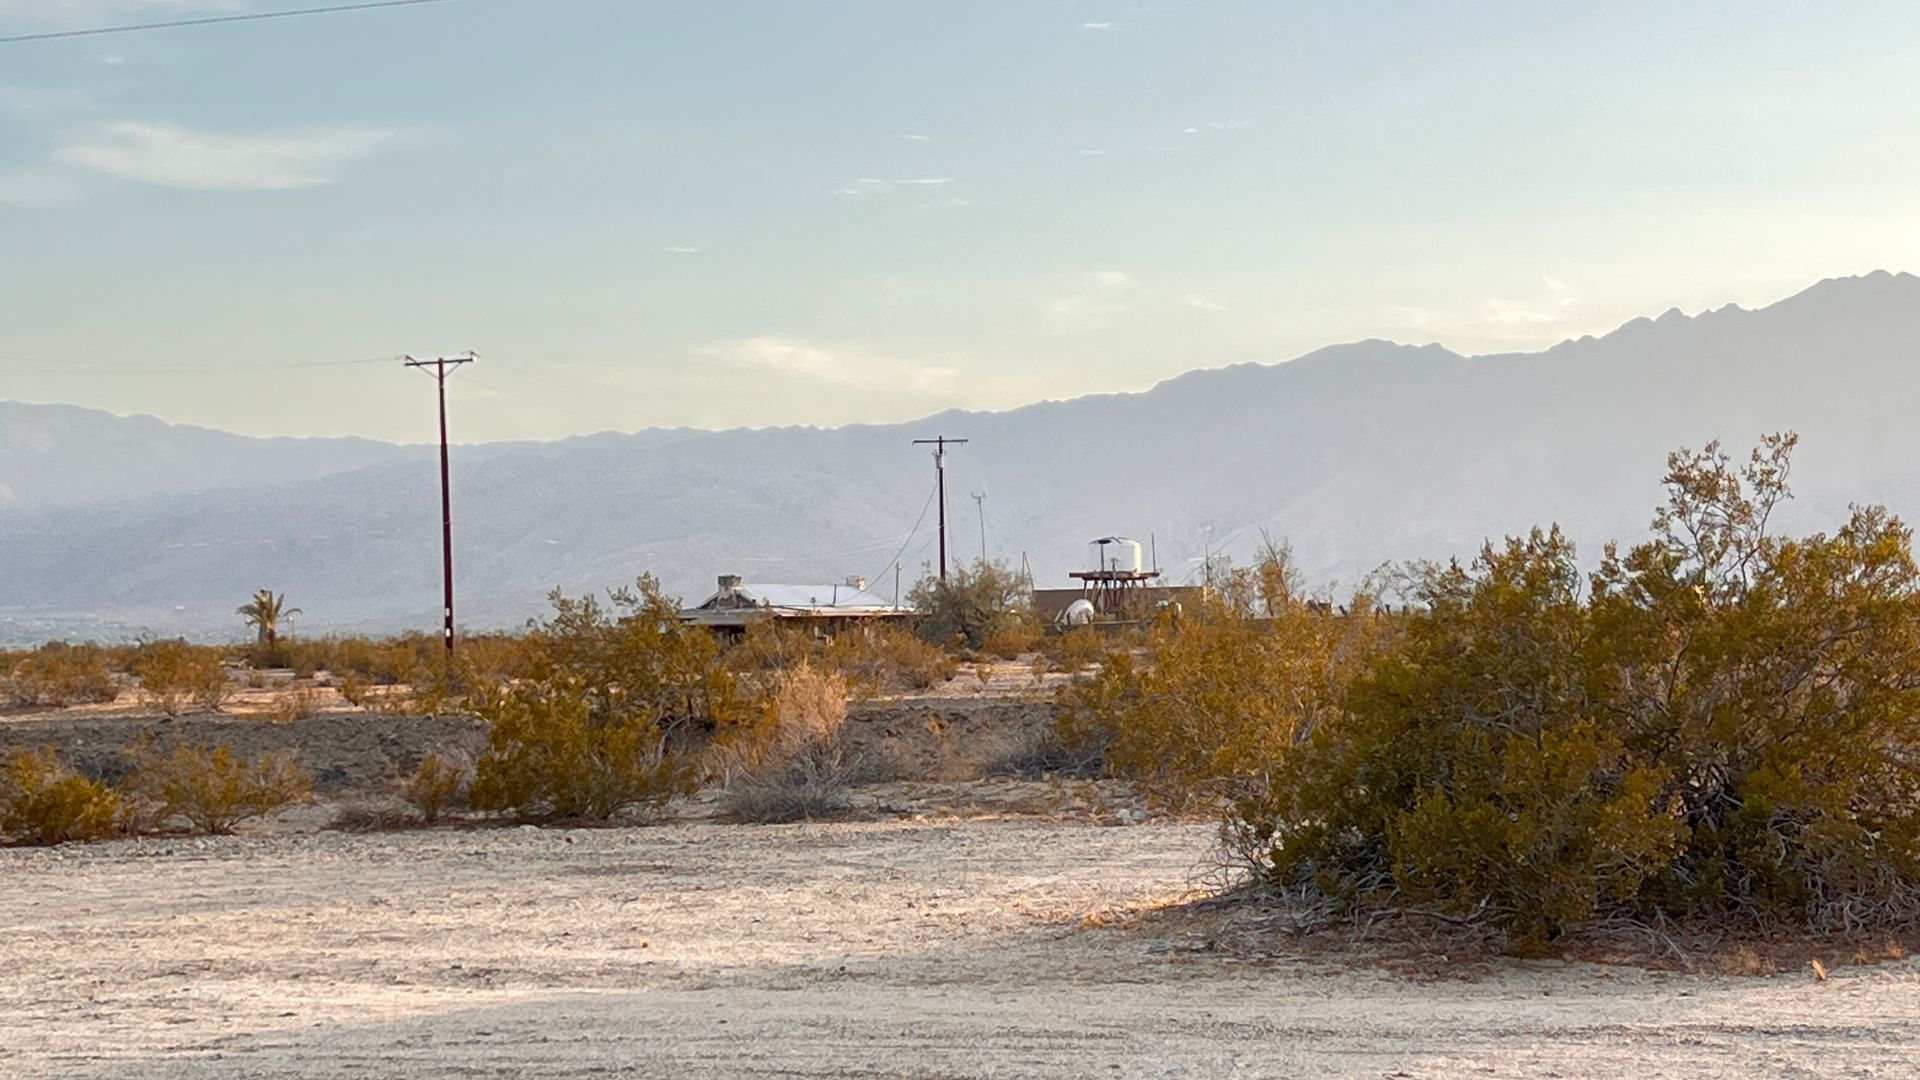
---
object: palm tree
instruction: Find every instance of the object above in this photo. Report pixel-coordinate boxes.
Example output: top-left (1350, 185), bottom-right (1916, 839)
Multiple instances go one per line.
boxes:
top-left (237, 589), bottom-right (301, 648)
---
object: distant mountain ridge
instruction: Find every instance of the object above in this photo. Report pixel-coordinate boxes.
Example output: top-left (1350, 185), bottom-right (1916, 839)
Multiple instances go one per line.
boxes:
top-left (5, 271), bottom-right (1919, 642)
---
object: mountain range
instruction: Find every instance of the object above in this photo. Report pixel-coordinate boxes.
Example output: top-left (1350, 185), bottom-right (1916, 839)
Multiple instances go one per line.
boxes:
top-left (4, 271), bottom-right (1919, 644)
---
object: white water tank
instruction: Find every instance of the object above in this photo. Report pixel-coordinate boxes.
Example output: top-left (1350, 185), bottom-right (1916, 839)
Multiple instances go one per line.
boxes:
top-left (1089, 536), bottom-right (1143, 574)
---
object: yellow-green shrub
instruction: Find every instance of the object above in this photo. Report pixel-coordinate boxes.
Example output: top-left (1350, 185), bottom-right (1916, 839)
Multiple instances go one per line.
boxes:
top-left (468, 679), bottom-right (688, 821)
top-left (403, 752), bottom-right (469, 824)
top-left (130, 640), bottom-right (230, 716)
top-left (127, 739), bottom-right (311, 835)
top-left (908, 560), bottom-right (1036, 649)
top-left (469, 577), bottom-right (760, 821)
top-left (0, 747), bottom-right (124, 845)
top-left (5, 643), bottom-right (117, 708)
top-left (1059, 580), bottom-right (1386, 809)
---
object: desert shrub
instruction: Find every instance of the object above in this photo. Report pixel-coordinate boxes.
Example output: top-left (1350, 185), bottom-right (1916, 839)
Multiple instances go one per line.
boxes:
top-left (909, 560), bottom-right (1037, 649)
top-left (717, 663), bottom-right (846, 774)
top-left (468, 576), bottom-right (757, 822)
top-left (1221, 435), bottom-right (1920, 944)
top-left (1049, 625), bottom-right (1109, 673)
top-left (398, 635), bottom-right (539, 716)
top-left (980, 623), bottom-right (1041, 660)
top-left (0, 747), bottom-right (124, 845)
top-left (467, 678), bottom-right (688, 821)
top-left (1249, 528), bottom-right (1682, 944)
top-left (126, 739), bottom-right (311, 835)
top-left (854, 625), bottom-right (958, 690)
top-left (728, 620), bottom-right (956, 694)
top-left (1059, 558), bottom-right (1389, 810)
top-left (524, 577), bottom-right (762, 741)
top-left (130, 639), bottom-right (230, 717)
top-left (337, 670), bottom-right (373, 709)
top-left (403, 752), bottom-right (469, 824)
top-left (269, 686), bottom-right (323, 723)
top-left (719, 664), bottom-right (873, 823)
top-left (5, 642), bottom-right (117, 708)
top-left (721, 753), bottom-right (857, 824)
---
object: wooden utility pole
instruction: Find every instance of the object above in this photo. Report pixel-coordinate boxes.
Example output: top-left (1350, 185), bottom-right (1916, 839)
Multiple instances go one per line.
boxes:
top-left (403, 352), bottom-right (476, 657)
top-left (912, 435), bottom-right (968, 582)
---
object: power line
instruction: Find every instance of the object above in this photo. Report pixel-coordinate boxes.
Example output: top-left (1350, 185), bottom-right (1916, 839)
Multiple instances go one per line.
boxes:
top-left (0, 0), bottom-right (460, 45)
top-left (0, 353), bottom-right (399, 375)
top-left (866, 481), bottom-right (938, 598)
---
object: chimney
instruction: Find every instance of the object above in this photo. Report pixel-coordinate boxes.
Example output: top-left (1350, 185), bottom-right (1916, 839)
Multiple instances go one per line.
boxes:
top-left (717, 574), bottom-right (743, 594)
top-left (846, 576), bottom-right (868, 592)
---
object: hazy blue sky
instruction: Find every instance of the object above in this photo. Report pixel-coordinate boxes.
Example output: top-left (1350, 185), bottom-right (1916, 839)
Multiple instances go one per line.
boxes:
top-left (4, 0), bottom-right (1920, 442)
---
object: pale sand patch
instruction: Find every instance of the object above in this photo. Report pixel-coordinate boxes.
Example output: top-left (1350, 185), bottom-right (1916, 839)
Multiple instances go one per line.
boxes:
top-left (1, 820), bottom-right (1915, 1078)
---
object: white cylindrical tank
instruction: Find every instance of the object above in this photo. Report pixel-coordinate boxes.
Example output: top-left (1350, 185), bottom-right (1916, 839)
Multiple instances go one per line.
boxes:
top-left (1089, 536), bottom-right (1143, 574)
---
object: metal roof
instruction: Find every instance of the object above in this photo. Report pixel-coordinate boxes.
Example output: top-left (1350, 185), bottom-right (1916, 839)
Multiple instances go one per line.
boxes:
top-left (686, 581), bottom-right (905, 617)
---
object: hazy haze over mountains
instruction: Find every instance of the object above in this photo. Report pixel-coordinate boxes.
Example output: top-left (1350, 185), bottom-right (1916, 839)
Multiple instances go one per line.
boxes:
top-left (3, 272), bottom-right (1917, 643)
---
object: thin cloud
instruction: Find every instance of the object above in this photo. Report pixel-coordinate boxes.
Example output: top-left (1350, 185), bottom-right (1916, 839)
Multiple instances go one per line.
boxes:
top-left (1045, 270), bottom-right (1140, 330)
top-left (1080, 21), bottom-right (1113, 30)
top-left (662, 245), bottom-right (703, 254)
top-left (899, 133), bottom-right (933, 142)
top-left (1185, 293), bottom-right (1229, 313)
top-left (831, 176), bottom-right (956, 196)
top-left (703, 337), bottom-right (958, 394)
top-left (55, 121), bottom-right (400, 191)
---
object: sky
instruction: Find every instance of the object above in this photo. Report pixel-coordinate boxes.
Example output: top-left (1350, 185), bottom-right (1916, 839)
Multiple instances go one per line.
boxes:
top-left (4, 0), bottom-right (1920, 443)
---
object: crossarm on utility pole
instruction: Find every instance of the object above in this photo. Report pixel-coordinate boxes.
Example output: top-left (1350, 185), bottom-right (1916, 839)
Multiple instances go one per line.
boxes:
top-left (912, 436), bottom-right (969, 583)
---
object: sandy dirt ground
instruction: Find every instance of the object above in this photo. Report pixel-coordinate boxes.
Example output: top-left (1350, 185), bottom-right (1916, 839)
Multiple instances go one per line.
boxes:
top-left (4, 819), bottom-right (1916, 1079)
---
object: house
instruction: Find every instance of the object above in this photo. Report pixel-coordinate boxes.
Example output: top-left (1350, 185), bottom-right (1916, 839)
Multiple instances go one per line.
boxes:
top-left (680, 574), bottom-right (910, 637)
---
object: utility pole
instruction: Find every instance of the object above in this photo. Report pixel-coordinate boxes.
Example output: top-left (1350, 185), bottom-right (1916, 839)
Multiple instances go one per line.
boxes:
top-left (971, 490), bottom-right (988, 567)
top-left (403, 351), bottom-right (476, 657)
top-left (912, 435), bottom-right (968, 582)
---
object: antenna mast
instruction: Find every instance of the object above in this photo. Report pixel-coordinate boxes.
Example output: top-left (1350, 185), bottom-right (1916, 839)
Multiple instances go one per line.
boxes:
top-left (971, 490), bottom-right (988, 567)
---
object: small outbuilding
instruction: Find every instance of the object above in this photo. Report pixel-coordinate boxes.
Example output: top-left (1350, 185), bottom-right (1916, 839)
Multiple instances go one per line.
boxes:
top-left (680, 574), bottom-right (910, 637)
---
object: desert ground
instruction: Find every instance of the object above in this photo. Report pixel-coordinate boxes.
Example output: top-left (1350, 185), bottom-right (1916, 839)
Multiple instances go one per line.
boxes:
top-left (3, 817), bottom-right (1917, 1079)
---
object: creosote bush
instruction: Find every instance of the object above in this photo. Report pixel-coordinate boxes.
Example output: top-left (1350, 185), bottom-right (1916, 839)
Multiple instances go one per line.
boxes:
top-left (403, 752), bottom-right (470, 824)
top-left (4, 643), bottom-right (118, 708)
top-left (468, 678), bottom-right (688, 821)
top-left (270, 686), bottom-right (323, 723)
top-left (1074, 435), bottom-right (1920, 947)
top-left (468, 577), bottom-right (758, 822)
top-left (127, 738), bottom-right (312, 835)
top-left (0, 747), bottom-right (124, 845)
top-left (909, 560), bottom-right (1037, 650)
top-left (130, 639), bottom-right (230, 717)
top-left (727, 620), bottom-right (956, 693)
top-left (1059, 543), bottom-right (1387, 810)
